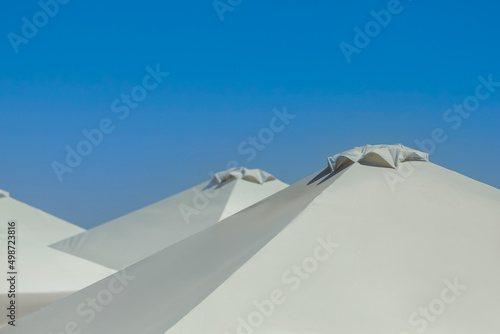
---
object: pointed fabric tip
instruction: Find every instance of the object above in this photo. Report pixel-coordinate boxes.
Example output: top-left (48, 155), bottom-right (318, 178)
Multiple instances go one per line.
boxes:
top-left (213, 167), bottom-right (276, 185)
top-left (0, 189), bottom-right (10, 198)
top-left (327, 144), bottom-right (429, 172)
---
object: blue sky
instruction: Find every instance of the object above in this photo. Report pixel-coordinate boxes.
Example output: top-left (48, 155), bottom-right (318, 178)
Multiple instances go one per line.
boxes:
top-left (1, 0), bottom-right (499, 228)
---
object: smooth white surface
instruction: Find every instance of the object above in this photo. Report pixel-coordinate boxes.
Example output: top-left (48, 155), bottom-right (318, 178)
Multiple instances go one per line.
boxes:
top-left (0, 236), bottom-right (115, 328)
top-left (51, 169), bottom-right (288, 270)
top-left (0, 192), bottom-right (84, 246)
top-left (0, 191), bottom-right (111, 327)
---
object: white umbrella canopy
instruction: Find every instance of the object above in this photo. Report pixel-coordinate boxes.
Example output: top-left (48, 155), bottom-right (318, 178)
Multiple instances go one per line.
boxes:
top-left (0, 191), bottom-right (115, 328)
top-left (50, 167), bottom-right (288, 270)
top-left (165, 145), bottom-right (500, 334)
top-left (3, 145), bottom-right (499, 334)
top-left (0, 189), bottom-right (84, 245)
top-left (0, 237), bottom-right (115, 328)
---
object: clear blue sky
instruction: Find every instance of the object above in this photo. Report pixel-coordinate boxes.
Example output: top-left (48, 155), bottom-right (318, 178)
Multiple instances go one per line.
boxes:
top-left (1, 0), bottom-right (499, 228)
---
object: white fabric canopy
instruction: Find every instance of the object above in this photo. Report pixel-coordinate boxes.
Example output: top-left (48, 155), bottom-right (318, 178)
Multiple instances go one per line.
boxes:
top-left (0, 190), bottom-right (84, 246)
top-left (0, 237), bottom-right (115, 328)
top-left (0, 192), bottom-right (114, 328)
top-left (166, 151), bottom-right (499, 334)
top-left (51, 168), bottom-right (288, 270)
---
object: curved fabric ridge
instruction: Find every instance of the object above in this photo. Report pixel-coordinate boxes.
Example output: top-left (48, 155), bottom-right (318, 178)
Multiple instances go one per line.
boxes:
top-left (327, 144), bottom-right (429, 172)
top-left (213, 167), bottom-right (276, 185)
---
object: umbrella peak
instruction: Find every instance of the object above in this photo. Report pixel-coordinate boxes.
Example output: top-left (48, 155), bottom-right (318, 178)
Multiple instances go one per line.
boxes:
top-left (213, 167), bottom-right (276, 185)
top-left (327, 144), bottom-right (429, 172)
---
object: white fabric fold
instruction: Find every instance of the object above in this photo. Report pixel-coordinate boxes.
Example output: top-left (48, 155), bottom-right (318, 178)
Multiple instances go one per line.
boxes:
top-left (213, 167), bottom-right (276, 185)
top-left (327, 144), bottom-right (428, 172)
